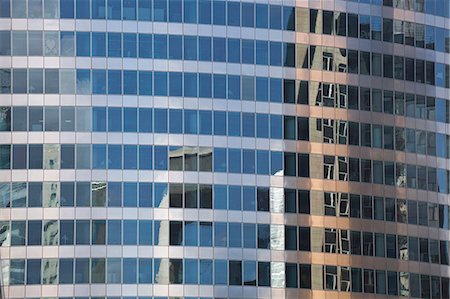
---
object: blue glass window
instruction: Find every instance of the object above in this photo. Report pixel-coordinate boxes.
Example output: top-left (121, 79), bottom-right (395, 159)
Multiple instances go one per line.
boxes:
top-left (59, 259), bottom-right (74, 283)
top-left (108, 107), bottom-right (122, 132)
top-left (107, 0), bottom-right (121, 19)
top-left (184, 36), bottom-right (197, 60)
top-left (76, 69), bottom-right (90, 94)
top-left (27, 259), bottom-right (41, 285)
top-left (184, 110), bottom-right (198, 134)
top-left (185, 221), bottom-right (198, 246)
top-left (153, 72), bottom-right (167, 96)
top-left (200, 260), bottom-right (212, 284)
top-left (169, 109), bottom-right (182, 133)
top-left (243, 149), bottom-right (255, 174)
top-left (154, 146), bottom-right (168, 170)
top-left (270, 115), bottom-right (282, 139)
top-left (214, 185), bottom-right (227, 209)
top-left (138, 0), bottom-right (151, 21)
top-left (256, 4), bottom-right (268, 28)
top-left (256, 151), bottom-right (269, 175)
top-left (60, 0), bottom-right (74, 18)
top-left (228, 112), bottom-right (240, 136)
top-left (108, 144), bottom-right (122, 169)
top-left (212, 0), bottom-right (225, 25)
top-left (199, 73), bottom-right (212, 98)
top-left (154, 34), bottom-right (167, 59)
top-left (138, 108), bottom-right (152, 133)
top-left (123, 220), bottom-right (137, 245)
top-left (199, 222), bottom-right (212, 246)
top-left (256, 41), bottom-right (268, 65)
top-left (213, 74), bottom-right (226, 99)
top-left (139, 183), bottom-right (152, 207)
top-left (139, 145), bottom-right (152, 170)
top-left (154, 0), bottom-right (167, 21)
top-left (213, 148), bottom-right (226, 172)
top-left (227, 38), bottom-right (240, 63)
top-left (93, 144), bottom-right (106, 169)
top-left (76, 0), bottom-right (90, 18)
top-left (123, 183), bottom-right (137, 207)
top-left (243, 186), bottom-right (256, 211)
top-left (269, 42), bottom-right (282, 66)
top-left (123, 0), bottom-right (136, 20)
top-left (227, 75), bottom-right (240, 100)
top-left (139, 259), bottom-right (152, 283)
top-left (92, 107), bottom-right (106, 132)
top-left (108, 70), bottom-right (122, 95)
top-left (184, 73), bottom-right (197, 97)
top-left (242, 40), bottom-right (254, 64)
top-left (228, 186), bottom-right (241, 210)
top-left (214, 111), bottom-right (226, 135)
top-left (92, 0), bottom-right (106, 19)
top-left (229, 223), bottom-right (241, 247)
top-left (92, 32), bottom-right (106, 57)
top-left (256, 114), bottom-right (269, 138)
top-left (138, 34), bottom-right (152, 58)
top-left (108, 182), bottom-right (121, 207)
top-left (108, 32), bottom-right (121, 57)
top-left (123, 258), bottom-right (137, 283)
top-left (92, 70), bottom-right (106, 94)
top-left (198, 0), bottom-right (211, 24)
top-left (124, 145), bottom-right (137, 169)
top-left (123, 108), bottom-right (137, 132)
top-left (214, 260), bottom-right (227, 284)
top-left (199, 36), bottom-right (211, 61)
top-left (227, 1), bottom-right (240, 26)
top-left (271, 151), bottom-right (283, 175)
top-left (169, 35), bottom-right (182, 59)
top-left (269, 5), bottom-right (282, 30)
top-left (242, 2), bottom-right (254, 27)
top-left (169, 72), bottom-right (182, 96)
top-left (185, 259), bottom-right (198, 284)
top-left (270, 78), bottom-right (282, 102)
top-left (123, 70), bottom-right (137, 95)
top-left (123, 33), bottom-right (137, 57)
top-left (213, 37), bottom-right (226, 62)
top-left (107, 220), bottom-right (121, 244)
top-left (169, 0), bottom-right (182, 22)
top-left (214, 222), bottom-right (227, 246)
top-left (255, 77), bottom-right (268, 102)
top-left (228, 149), bottom-right (241, 173)
top-left (76, 32), bottom-right (90, 56)
top-left (199, 110), bottom-right (212, 135)
top-left (242, 113), bottom-right (255, 137)
top-left (154, 108), bottom-right (168, 133)
top-left (184, 0), bottom-right (196, 23)
top-left (139, 71), bottom-right (152, 95)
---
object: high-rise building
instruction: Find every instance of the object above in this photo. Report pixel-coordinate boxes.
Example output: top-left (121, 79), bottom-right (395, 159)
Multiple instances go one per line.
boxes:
top-left (0, 0), bottom-right (450, 298)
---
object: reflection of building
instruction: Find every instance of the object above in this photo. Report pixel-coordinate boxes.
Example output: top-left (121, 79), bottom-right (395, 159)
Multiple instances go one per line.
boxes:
top-left (1, 1), bottom-right (450, 298)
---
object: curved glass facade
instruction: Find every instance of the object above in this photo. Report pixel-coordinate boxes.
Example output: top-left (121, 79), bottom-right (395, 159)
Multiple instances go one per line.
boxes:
top-left (0, 0), bottom-right (450, 298)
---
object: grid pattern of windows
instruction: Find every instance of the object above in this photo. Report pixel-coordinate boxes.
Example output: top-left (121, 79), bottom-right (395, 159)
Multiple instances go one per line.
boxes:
top-left (1, 0), bottom-right (450, 298)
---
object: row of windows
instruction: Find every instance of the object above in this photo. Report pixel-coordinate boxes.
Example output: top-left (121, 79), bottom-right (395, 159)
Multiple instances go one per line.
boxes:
top-left (375, 0), bottom-right (448, 18)
top-left (2, 181), bottom-right (447, 231)
top-left (1, 106), bottom-right (448, 159)
top-left (1, 144), bottom-right (450, 192)
top-left (305, 8), bottom-right (450, 53)
top-left (2, 0), bottom-right (450, 37)
top-left (0, 31), bottom-right (296, 67)
top-left (0, 0), bottom-right (296, 31)
top-left (4, 256), bottom-right (450, 298)
top-left (2, 217), bottom-right (450, 266)
top-left (3, 257), bottom-right (291, 287)
top-left (304, 46), bottom-right (448, 88)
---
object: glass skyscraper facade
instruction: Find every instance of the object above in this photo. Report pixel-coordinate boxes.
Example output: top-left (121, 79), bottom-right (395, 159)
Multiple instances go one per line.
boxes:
top-left (1, 0), bottom-right (450, 298)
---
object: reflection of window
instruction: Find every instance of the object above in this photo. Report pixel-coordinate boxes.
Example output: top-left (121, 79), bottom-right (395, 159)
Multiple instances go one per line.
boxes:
top-left (338, 229), bottom-right (350, 254)
top-left (324, 266), bottom-right (338, 290)
top-left (323, 155), bottom-right (335, 180)
top-left (324, 228), bottom-right (336, 253)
